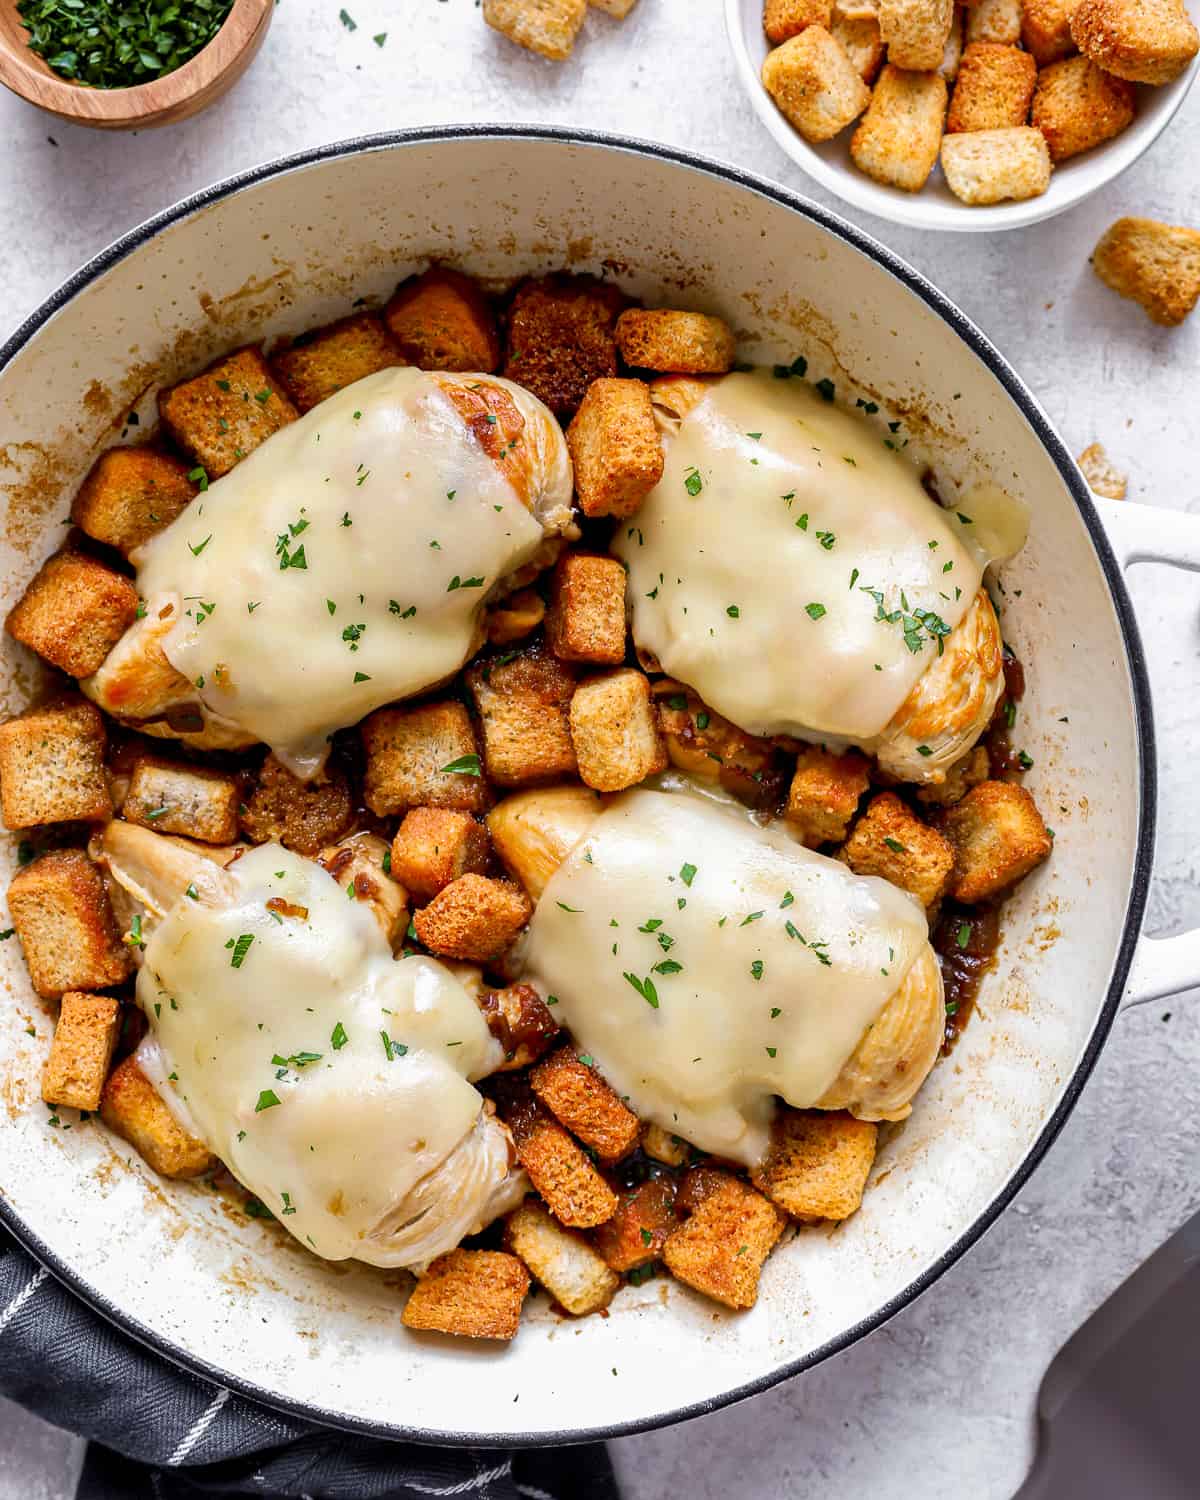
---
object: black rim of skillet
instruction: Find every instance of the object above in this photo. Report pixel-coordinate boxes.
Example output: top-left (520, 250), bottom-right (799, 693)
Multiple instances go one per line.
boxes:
top-left (0, 124), bottom-right (1156, 1449)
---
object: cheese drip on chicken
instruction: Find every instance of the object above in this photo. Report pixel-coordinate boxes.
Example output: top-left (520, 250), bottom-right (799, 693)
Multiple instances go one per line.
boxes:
top-left (84, 367), bottom-right (574, 778)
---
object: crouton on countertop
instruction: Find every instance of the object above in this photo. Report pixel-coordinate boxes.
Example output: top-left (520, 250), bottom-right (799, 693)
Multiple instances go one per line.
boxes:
top-left (401, 1249), bottom-right (530, 1340)
top-left (158, 347), bottom-right (297, 479)
top-left (70, 448), bottom-right (196, 557)
top-left (0, 698), bottom-right (112, 830)
top-left (41, 991), bottom-right (121, 1113)
top-left (482, 0), bottom-right (588, 59)
top-left (1077, 442), bottom-right (1128, 500)
top-left (6, 549), bottom-right (138, 681)
top-left (1091, 216), bottom-right (1200, 326)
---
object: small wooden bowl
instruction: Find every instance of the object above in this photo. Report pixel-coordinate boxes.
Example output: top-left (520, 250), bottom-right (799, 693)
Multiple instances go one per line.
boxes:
top-left (0, 0), bottom-right (273, 130)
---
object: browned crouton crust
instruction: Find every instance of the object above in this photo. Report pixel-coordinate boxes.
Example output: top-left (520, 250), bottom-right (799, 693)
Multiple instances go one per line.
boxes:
top-left (947, 43), bottom-right (1037, 131)
top-left (70, 448), bottom-right (196, 556)
top-left (401, 1249), bottom-right (530, 1340)
top-left (841, 792), bottom-right (954, 908)
top-left (41, 992), bottom-right (121, 1112)
top-left (879, 0), bottom-right (955, 70)
top-left (785, 746), bottom-right (870, 847)
top-left (270, 313), bottom-right (404, 411)
top-left (123, 755), bottom-right (240, 844)
top-left (546, 552), bottom-right (628, 664)
top-left (642, 1121), bottom-right (689, 1167)
top-left (592, 1177), bottom-right (680, 1272)
top-left (1076, 442), bottom-right (1128, 501)
top-left (765, 0), bottom-right (833, 42)
top-left (851, 65), bottom-right (948, 193)
top-left (1021, 0), bottom-right (1079, 63)
top-left (100, 1054), bottom-right (213, 1178)
top-left (1031, 56), bottom-right (1135, 162)
top-left (503, 275), bottom-right (626, 417)
top-left (936, 779), bottom-right (1052, 901)
top-left (663, 1175), bottom-right (786, 1310)
top-left (653, 678), bottom-right (788, 814)
top-left (6, 549), bottom-right (138, 680)
top-left (8, 849), bottom-right (131, 998)
top-left (413, 873), bottom-right (532, 961)
top-left (466, 646), bottom-right (578, 786)
top-left (239, 754), bottom-right (353, 857)
top-left (1091, 216), bottom-right (1200, 326)
top-left (484, 587), bottom-right (546, 646)
top-left (831, 10), bottom-right (886, 81)
top-left (0, 698), bottom-right (112, 829)
top-left (498, 1083), bottom-right (618, 1228)
top-left (751, 1109), bottom-right (878, 1221)
top-left (477, 982), bottom-right (560, 1069)
top-left (158, 347), bottom-right (297, 479)
top-left (504, 1199), bottom-right (620, 1313)
top-left (569, 668), bottom-right (668, 793)
top-left (675, 1164), bottom-right (736, 1216)
top-left (615, 308), bottom-right (737, 375)
top-left (530, 1046), bottom-right (641, 1163)
top-left (383, 268), bottom-right (501, 373)
top-left (391, 807), bottom-right (491, 900)
top-left (1070, 0), bottom-right (1198, 82)
top-left (362, 701), bottom-right (490, 816)
top-left (591, 0), bottom-right (638, 13)
top-left (965, 0), bottom-right (1021, 43)
top-left (482, 0), bottom-right (588, 60)
top-left (566, 378), bottom-right (665, 520)
top-left (762, 27), bottom-right (873, 142)
top-left (940, 126), bottom-right (1052, 204)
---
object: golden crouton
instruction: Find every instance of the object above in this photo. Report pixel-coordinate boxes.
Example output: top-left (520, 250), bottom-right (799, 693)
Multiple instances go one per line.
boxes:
top-left (947, 43), bottom-right (1037, 131)
top-left (938, 9), bottom-right (964, 78)
top-left (590, 0), bottom-right (639, 14)
top-left (317, 833), bottom-right (408, 947)
top-left (362, 701), bottom-right (490, 816)
top-left (831, 8), bottom-right (886, 80)
top-left (1070, 0), bottom-right (1198, 82)
top-left (653, 678), bottom-right (788, 813)
top-left (1091, 216), bottom-right (1200, 326)
top-left (8, 849), bottom-right (131, 999)
top-left (879, 0), bottom-right (954, 70)
top-left (592, 1177), bottom-right (680, 1272)
top-left (158, 347), bottom-right (297, 480)
top-left (937, 779), bottom-right (1052, 901)
top-left (270, 312), bottom-right (403, 412)
top-left (1077, 442), bottom-right (1128, 500)
top-left (569, 668), bottom-right (668, 793)
top-left (1031, 56), bottom-right (1135, 162)
top-left (100, 1054), bottom-right (213, 1179)
top-left (662, 1174), bottom-right (786, 1310)
top-left (965, 0), bottom-right (1021, 43)
top-left (383, 267), bottom-right (501, 373)
top-left (917, 744), bottom-right (989, 806)
top-left (477, 982), bottom-right (560, 1069)
top-left (642, 1122), bottom-right (689, 1167)
top-left (482, 0), bottom-right (588, 59)
top-left (41, 992), bottom-right (121, 1112)
top-left (391, 807), bottom-right (491, 901)
top-left (840, 791), bottom-right (954, 908)
top-left (785, 746), bottom-right (870, 847)
top-left (940, 127), bottom-right (1053, 204)
top-left (761, 27), bottom-right (873, 140)
top-left (70, 448), bottom-right (196, 556)
top-left (413, 873), bottom-right (532, 961)
top-left (530, 1046), bottom-right (640, 1163)
top-left (484, 587), bottom-right (546, 646)
top-left (401, 1249), bottom-right (530, 1340)
top-left (545, 553), bottom-right (628, 664)
top-left (566, 377), bottom-right (665, 520)
top-left (503, 275), bottom-right (625, 416)
top-left (1021, 0), bottom-right (1079, 63)
top-left (675, 1164), bottom-right (735, 1215)
top-left (850, 66), bottom-right (948, 193)
top-left (0, 698), bottom-right (112, 829)
top-left (750, 1109), bottom-right (878, 1221)
top-left (123, 755), bottom-right (239, 845)
top-left (466, 647), bottom-right (578, 786)
top-left (505, 1199), bottom-right (620, 1314)
top-left (498, 1083), bottom-right (618, 1227)
top-left (239, 754), bottom-right (352, 857)
top-left (765, 0), bottom-right (833, 42)
top-left (6, 549), bottom-right (138, 680)
top-left (615, 308), bottom-right (737, 375)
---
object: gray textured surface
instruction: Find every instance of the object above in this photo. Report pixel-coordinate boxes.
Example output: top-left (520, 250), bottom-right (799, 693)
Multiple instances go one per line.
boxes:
top-left (1, 1), bottom-right (1198, 1497)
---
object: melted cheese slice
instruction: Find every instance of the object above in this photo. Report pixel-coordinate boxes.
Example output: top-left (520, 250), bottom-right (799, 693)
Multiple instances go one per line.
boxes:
top-left (136, 367), bottom-right (546, 777)
top-left (613, 371), bottom-right (987, 742)
top-left (520, 788), bottom-right (929, 1165)
top-left (137, 844), bottom-right (500, 1261)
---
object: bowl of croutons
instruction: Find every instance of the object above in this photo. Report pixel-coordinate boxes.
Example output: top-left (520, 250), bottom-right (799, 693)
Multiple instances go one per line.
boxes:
top-left (728, 0), bottom-right (1200, 228)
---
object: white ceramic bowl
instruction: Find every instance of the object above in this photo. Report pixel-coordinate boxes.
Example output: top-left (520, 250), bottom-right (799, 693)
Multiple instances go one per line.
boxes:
top-left (726, 0), bottom-right (1200, 232)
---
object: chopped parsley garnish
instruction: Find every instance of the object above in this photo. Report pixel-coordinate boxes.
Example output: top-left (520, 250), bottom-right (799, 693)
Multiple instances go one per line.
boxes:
top-left (187, 466), bottom-right (209, 491)
top-left (750, 960), bottom-right (764, 981)
top-left (741, 911), bottom-right (764, 927)
top-left (353, 671), bottom-right (371, 684)
top-left (726, 604), bottom-right (740, 618)
top-left (780, 891), bottom-right (794, 908)
top-left (653, 959), bottom-right (683, 975)
top-left (557, 902), bottom-right (583, 913)
top-left (1004, 699), bottom-right (1017, 729)
top-left (956, 921), bottom-right (972, 950)
top-left (435, 753), bottom-right (481, 777)
top-left (883, 837), bottom-right (907, 853)
top-left (447, 575), bottom-right (485, 592)
top-left (254, 1089), bottom-right (281, 1113)
top-left (226, 933), bottom-right (254, 968)
top-left (331, 1021), bottom-right (349, 1050)
top-left (124, 914), bottom-right (146, 951)
top-left (770, 1007), bottom-right (782, 1019)
top-left (805, 602), bottom-right (826, 621)
top-left (765, 1046), bottom-right (778, 1059)
top-left (280, 1192), bottom-right (296, 1216)
top-left (684, 468), bottom-right (703, 497)
top-left (856, 398), bottom-right (879, 414)
top-left (956, 512), bottom-right (974, 526)
top-left (666, 694), bottom-right (688, 711)
top-left (696, 712), bottom-right (710, 730)
top-left (785, 922), bottom-right (832, 965)
top-left (1017, 750), bottom-right (1034, 770)
top-left (381, 1031), bottom-right (408, 1060)
top-left (917, 745), bottom-right (933, 757)
top-left (679, 862), bottom-right (697, 887)
top-left (814, 378), bottom-right (836, 402)
top-left (389, 600), bottom-right (418, 619)
top-left (623, 972), bottom-right (660, 1009)
top-left (815, 530), bottom-right (836, 549)
top-left (188, 534), bottom-right (212, 556)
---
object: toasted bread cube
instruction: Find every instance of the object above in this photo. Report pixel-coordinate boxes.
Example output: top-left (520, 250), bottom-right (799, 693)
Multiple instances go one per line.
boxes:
top-left (938, 779), bottom-right (1052, 901)
top-left (478, 982), bottom-right (561, 1069)
top-left (485, 587), bottom-right (546, 646)
top-left (675, 1164), bottom-right (736, 1215)
top-left (531, 1046), bottom-right (640, 1163)
top-left (765, 0), bottom-right (833, 42)
top-left (499, 1084), bottom-right (618, 1227)
top-left (466, 647), bottom-right (578, 787)
top-left (545, 553), bottom-right (628, 664)
top-left (642, 1122), bottom-right (689, 1167)
top-left (8, 849), bottom-right (131, 999)
top-left (590, 0), bottom-right (639, 14)
top-left (841, 791), bottom-right (954, 907)
top-left (362, 701), bottom-right (490, 815)
top-left (239, 754), bottom-right (352, 857)
top-left (100, 1055), bottom-right (213, 1178)
top-left (1071, 0), bottom-right (1198, 82)
top-left (505, 1199), bottom-right (620, 1313)
top-left (1021, 0), bottom-right (1079, 63)
top-left (6, 549), bottom-right (138, 680)
top-left (0, 698), bottom-right (111, 829)
top-left (566, 378), bottom-right (664, 520)
top-left (569, 668), bottom-right (667, 793)
top-left (941, 127), bottom-right (1053, 204)
top-left (831, 8), bottom-right (886, 79)
top-left (762, 28), bottom-right (872, 140)
top-left (317, 833), bottom-right (408, 947)
top-left (850, 66), bottom-right (948, 193)
top-left (41, 992), bottom-right (121, 1112)
top-left (653, 679), bottom-right (788, 813)
top-left (879, 0), bottom-right (954, 69)
top-left (383, 267), bottom-right (501, 373)
top-left (158, 347), bottom-right (297, 479)
top-left (615, 308), bottom-right (737, 375)
top-left (482, 0), bottom-right (588, 58)
top-left (123, 755), bottom-right (239, 844)
top-left (391, 807), bottom-right (491, 901)
top-left (1077, 441), bottom-right (1127, 500)
top-left (270, 313), bottom-right (403, 412)
top-left (1031, 56), bottom-right (1135, 162)
top-left (413, 873), bottom-right (532, 961)
top-left (70, 448), bottom-right (196, 556)
top-left (938, 9), bottom-right (963, 78)
top-left (751, 1109), bottom-right (878, 1221)
top-left (592, 1177), bottom-right (680, 1272)
top-left (401, 1249), bottom-right (530, 1340)
top-left (785, 746), bottom-right (871, 847)
top-left (1092, 216), bottom-right (1200, 327)
top-left (663, 1175), bottom-right (786, 1310)
top-left (917, 743), bottom-right (990, 806)
top-left (503, 275), bottom-right (625, 416)
top-left (965, 0), bottom-right (1021, 43)
top-left (947, 42), bottom-right (1037, 131)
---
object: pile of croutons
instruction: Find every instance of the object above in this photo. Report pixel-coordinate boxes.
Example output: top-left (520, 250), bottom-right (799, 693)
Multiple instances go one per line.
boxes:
top-left (482, 0), bottom-right (637, 62)
top-left (1, 264), bottom-right (1053, 1340)
top-left (760, 0), bottom-right (1199, 204)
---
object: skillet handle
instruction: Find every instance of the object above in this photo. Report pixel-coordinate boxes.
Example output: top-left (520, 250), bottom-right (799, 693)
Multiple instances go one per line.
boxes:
top-left (1091, 496), bottom-right (1200, 1009)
